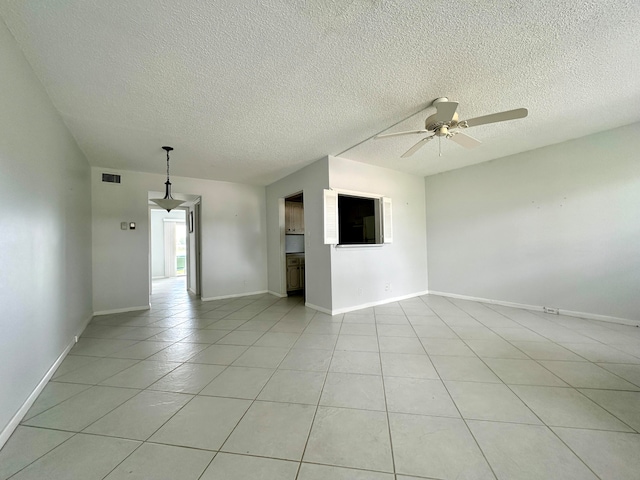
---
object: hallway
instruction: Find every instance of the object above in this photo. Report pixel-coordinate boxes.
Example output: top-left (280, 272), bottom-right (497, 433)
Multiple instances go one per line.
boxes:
top-left (1, 279), bottom-right (640, 479)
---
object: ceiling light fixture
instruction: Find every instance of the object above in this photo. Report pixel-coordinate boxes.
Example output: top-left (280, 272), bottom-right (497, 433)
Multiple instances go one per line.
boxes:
top-left (150, 146), bottom-right (185, 212)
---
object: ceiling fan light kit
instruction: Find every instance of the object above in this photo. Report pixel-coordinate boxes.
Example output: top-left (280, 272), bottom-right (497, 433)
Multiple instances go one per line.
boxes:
top-left (376, 97), bottom-right (528, 158)
top-left (150, 146), bottom-right (185, 212)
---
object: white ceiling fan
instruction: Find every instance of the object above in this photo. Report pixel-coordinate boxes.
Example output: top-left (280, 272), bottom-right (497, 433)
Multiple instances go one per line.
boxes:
top-left (376, 97), bottom-right (528, 157)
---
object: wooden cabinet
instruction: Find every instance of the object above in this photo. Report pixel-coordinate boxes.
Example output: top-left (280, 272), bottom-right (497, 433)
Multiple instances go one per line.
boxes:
top-left (285, 201), bottom-right (304, 233)
top-left (286, 255), bottom-right (305, 291)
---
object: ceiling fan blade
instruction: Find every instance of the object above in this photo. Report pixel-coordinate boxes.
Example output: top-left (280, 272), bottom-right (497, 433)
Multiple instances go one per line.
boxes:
top-left (401, 136), bottom-right (434, 158)
top-left (434, 101), bottom-right (459, 123)
top-left (449, 132), bottom-right (482, 149)
top-left (463, 108), bottom-right (528, 128)
top-left (376, 129), bottom-right (430, 139)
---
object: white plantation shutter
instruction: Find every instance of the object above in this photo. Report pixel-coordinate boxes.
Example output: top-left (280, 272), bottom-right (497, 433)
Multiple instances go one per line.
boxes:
top-left (382, 197), bottom-right (393, 243)
top-left (323, 189), bottom-right (339, 244)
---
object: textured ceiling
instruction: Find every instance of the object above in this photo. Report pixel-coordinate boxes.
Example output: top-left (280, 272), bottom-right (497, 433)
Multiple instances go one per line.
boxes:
top-left (2, 0), bottom-right (639, 185)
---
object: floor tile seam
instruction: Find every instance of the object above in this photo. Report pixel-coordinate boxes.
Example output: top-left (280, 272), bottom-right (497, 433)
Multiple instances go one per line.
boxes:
top-left (298, 459), bottom-right (408, 477)
top-left (593, 358), bottom-right (640, 366)
top-left (555, 343), bottom-right (638, 364)
top-left (194, 451), bottom-right (219, 480)
top-left (479, 355), bottom-right (571, 388)
top-left (97, 359), bottom-right (185, 389)
top-left (145, 362), bottom-right (231, 396)
top-left (74, 386), bottom-right (185, 438)
top-left (380, 308), bottom-right (428, 477)
top-left (561, 387), bottom-right (639, 434)
top-left (213, 344), bottom-right (291, 459)
top-left (20, 383), bottom-right (94, 423)
top-left (521, 407), bottom-right (609, 480)
top-left (595, 344), bottom-right (640, 362)
top-left (93, 432), bottom-right (147, 480)
top-left (456, 350), bottom-right (551, 426)
top-left (3, 430), bottom-right (81, 480)
top-left (544, 358), bottom-right (640, 390)
top-left (51, 360), bottom-right (150, 387)
top-left (503, 379), bottom-right (638, 434)
top-left (23, 386), bottom-right (145, 436)
top-left (128, 375), bottom-right (254, 454)
top-left (293, 322), bottom-right (339, 480)
top-left (545, 424), bottom-right (640, 437)
top-left (51, 355), bottom-right (102, 379)
top-left (405, 300), bottom-right (500, 480)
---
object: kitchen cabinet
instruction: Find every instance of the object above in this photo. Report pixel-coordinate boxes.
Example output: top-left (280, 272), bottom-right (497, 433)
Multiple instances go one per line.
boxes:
top-left (286, 255), bottom-right (305, 291)
top-left (285, 201), bottom-right (304, 233)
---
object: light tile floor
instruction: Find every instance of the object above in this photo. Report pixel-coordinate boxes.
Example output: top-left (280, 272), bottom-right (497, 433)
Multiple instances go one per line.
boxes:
top-left (2, 278), bottom-right (640, 479)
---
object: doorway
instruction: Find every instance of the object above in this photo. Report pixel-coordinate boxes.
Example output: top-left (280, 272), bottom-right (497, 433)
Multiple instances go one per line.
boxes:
top-left (283, 192), bottom-right (305, 298)
top-left (149, 207), bottom-right (189, 297)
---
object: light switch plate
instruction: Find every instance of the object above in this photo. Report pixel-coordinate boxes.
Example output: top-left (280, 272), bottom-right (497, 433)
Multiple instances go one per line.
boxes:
top-left (120, 222), bottom-right (128, 230)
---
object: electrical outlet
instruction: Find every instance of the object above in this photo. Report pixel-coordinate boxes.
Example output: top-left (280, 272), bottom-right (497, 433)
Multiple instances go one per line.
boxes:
top-left (543, 307), bottom-right (559, 315)
top-left (74, 335), bottom-right (79, 343)
top-left (385, 283), bottom-right (391, 292)
top-left (357, 288), bottom-right (363, 296)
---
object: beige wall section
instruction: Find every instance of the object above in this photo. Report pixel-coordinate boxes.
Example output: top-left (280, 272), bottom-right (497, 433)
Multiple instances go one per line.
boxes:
top-left (328, 156), bottom-right (429, 313)
top-left (0, 20), bottom-right (92, 442)
top-left (266, 157), bottom-right (332, 311)
top-left (425, 122), bottom-right (640, 322)
top-left (92, 168), bottom-right (267, 312)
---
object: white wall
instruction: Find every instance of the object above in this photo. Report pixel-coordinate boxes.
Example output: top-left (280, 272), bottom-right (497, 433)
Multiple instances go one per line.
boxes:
top-left (92, 169), bottom-right (267, 312)
top-left (150, 208), bottom-right (186, 278)
top-left (425, 123), bottom-right (640, 322)
top-left (328, 156), bottom-right (429, 312)
top-left (0, 20), bottom-right (92, 443)
top-left (266, 158), bottom-right (332, 311)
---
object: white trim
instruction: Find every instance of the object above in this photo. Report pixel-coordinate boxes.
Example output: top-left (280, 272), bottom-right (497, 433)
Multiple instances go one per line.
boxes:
top-left (202, 290), bottom-right (268, 302)
top-left (429, 291), bottom-right (639, 327)
top-left (332, 187), bottom-right (384, 199)
top-left (93, 305), bottom-right (150, 316)
top-left (268, 290), bottom-right (287, 298)
top-left (304, 302), bottom-right (333, 315)
top-left (306, 290), bottom-right (430, 316)
top-left (0, 314), bottom-right (93, 449)
top-left (330, 291), bottom-right (430, 315)
top-left (188, 287), bottom-right (197, 295)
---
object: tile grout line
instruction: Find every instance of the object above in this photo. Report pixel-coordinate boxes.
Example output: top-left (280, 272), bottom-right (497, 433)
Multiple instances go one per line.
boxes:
top-left (370, 307), bottom-right (401, 480)
top-left (414, 295), bottom-right (500, 480)
top-left (293, 309), bottom-right (342, 480)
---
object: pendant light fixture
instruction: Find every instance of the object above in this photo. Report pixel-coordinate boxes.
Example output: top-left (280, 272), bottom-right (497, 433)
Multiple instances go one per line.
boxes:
top-left (150, 146), bottom-right (185, 212)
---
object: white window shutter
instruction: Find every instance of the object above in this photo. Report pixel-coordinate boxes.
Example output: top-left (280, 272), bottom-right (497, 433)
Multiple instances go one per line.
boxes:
top-left (382, 197), bottom-right (393, 243)
top-left (323, 189), bottom-right (339, 245)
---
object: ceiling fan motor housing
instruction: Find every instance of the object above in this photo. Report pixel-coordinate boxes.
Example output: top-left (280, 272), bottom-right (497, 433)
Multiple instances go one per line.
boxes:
top-left (425, 111), bottom-right (459, 133)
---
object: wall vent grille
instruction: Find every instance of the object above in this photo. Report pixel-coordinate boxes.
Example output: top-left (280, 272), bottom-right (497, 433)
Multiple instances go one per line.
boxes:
top-left (102, 173), bottom-right (121, 184)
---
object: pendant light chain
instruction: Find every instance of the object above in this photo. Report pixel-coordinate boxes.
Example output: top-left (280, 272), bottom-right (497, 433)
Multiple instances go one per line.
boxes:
top-left (150, 146), bottom-right (184, 212)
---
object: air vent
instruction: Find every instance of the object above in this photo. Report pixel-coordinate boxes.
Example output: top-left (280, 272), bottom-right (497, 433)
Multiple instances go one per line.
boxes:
top-left (102, 173), bottom-right (121, 184)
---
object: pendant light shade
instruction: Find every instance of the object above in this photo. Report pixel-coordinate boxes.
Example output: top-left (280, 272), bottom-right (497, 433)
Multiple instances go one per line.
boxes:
top-left (150, 146), bottom-right (185, 212)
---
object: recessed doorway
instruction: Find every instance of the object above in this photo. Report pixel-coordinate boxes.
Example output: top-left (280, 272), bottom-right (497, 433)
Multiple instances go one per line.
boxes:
top-left (283, 192), bottom-right (305, 298)
top-left (150, 208), bottom-right (188, 288)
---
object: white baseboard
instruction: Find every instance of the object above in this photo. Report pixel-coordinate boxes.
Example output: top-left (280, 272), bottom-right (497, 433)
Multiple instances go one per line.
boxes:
top-left (304, 302), bottom-right (333, 315)
top-left (306, 290), bottom-right (430, 316)
top-left (202, 290), bottom-right (268, 302)
top-left (188, 287), bottom-right (197, 295)
top-left (93, 305), bottom-right (150, 316)
top-left (0, 313), bottom-right (93, 449)
top-left (268, 290), bottom-right (287, 298)
top-left (429, 291), bottom-right (639, 327)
